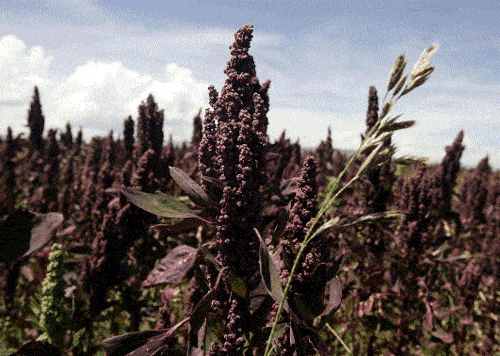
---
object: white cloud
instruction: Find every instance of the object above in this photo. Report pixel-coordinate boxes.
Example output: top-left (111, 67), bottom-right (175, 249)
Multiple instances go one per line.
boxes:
top-left (49, 60), bottom-right (208, 141)
top-left (50, 61), bottom-right (153, 128)
top-left (0, 35), bottom-right (53, 101)
top-left (0, 35), bottom-right (209, 143)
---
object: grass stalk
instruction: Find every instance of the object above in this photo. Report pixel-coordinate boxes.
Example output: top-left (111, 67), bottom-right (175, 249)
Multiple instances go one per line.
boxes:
top-left (325, 322), bottom-right (353, 354)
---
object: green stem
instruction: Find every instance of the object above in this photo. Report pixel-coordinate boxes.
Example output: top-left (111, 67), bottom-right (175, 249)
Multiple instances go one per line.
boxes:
top-left (326, 322), bottom-right (353, 354)
top-left (264, 125), bottom-right (373, 356)
top-left (264, 240), bottom-right (309, 356)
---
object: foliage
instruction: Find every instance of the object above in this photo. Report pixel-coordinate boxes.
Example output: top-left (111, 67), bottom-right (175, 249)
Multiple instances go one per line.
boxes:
top-left (1, 24), bottom-right (499, 356)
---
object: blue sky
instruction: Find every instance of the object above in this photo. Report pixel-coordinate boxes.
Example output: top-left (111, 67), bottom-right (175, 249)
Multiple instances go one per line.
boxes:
top-left (1, 0), bottom-right (499, 168)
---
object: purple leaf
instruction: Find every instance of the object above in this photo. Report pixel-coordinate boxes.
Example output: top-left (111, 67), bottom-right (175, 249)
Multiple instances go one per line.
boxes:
top-left (431, 329), bottom-right (454, 344)
top-left (24, 212), bottom-right (63, 257)
top-left (14, 341), bottom-right (62, 356)
top-left (103, 318), bottom-right (189, 356)
top-left (188, 268), bottom-right (226, 352)
top-left (0, 210), bottom-right (63, 264)
top-left (142, 245), bottom-right (198, 288)
top-left (320, 276), bottom-right (342, 319)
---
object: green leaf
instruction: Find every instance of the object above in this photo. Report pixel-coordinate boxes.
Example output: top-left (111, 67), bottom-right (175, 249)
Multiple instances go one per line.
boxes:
top-left (431, 328), bottom-right (454, 344)
top-left (310, 217), bottom-right (340, 241)
top-left (393, 156), bottom-right (428, 165)
top-left (119, 187), bottom-right (208, 223)
top-left (169, 166), bottom-right (211, 207)
top-left (380, 120), bottom-right (415, 133)
top-left (188, 317), bottom-right (206, 356)
top-left (256, 229), bottom-right (289, 312)
top-left (341, 211), bottom-right (400, 227)
top-left (201, 175), bottom-right (224, 188)
top-left (227, 271), bottom-right (248, 299)
top-left (72, 328), bottom-right (86, 348)
top-left (204, 315), bottom-right (223, 355)
top-left (151, 218), bottom-right (206, 232)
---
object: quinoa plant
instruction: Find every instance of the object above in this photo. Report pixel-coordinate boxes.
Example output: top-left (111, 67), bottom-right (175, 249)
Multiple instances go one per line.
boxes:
top-left (27, 86), bottom-right (45, 152)
top-left (103, 25), bottom-right (438, 356)
top-left (37, 243), bottom-right (67, 348)
top-left (264, 42), bottom-right (438, 356)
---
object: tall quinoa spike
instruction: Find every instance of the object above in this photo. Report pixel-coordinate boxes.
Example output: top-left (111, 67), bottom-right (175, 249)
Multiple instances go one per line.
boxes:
top-left (133, 94), bottom-right (164, 159)
top-left (198, 106), bottom-right (218, 202)
top-left (213, 24), bottom-right (270, 278)
top-left (191, 108), bottom-right (203, 147)
top-left (398, 165), bottom-right (432, 254)
top-left (277, 155), bottom-right (319, 356)
top-left (459, 156), bottom-right (491, 229)
top-left (60, 122), bottom-right (73, 149)
top-left (199, 24), bottom-right (270, 356)
top-left (280, 155), bottom-right (319, 279)
top-left (431, 130), bottom-right (465, 219)
top-left (27, 86), bottom-right (45, 151)
top-left (1, 127), bottom-right (16, 213)
top-left (124, 116), bottom-right (135, 160)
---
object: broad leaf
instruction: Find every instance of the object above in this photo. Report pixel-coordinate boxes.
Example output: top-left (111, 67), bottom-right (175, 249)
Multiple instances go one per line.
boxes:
top-left (204, 315), bottom-right (223, 355)
top-left (188, 267), bottom-right (226, 352)
top-left (280, 177), bottom-right (300, 197)
top-left (15, 341), bottom-right (62, 356)
top-left (270, 208), bottom-right (288, 244)
top-left (257, 229), bottom-right (289, 312)
top-left (142, 245), bottom-right (198, 288)
top-left (24, 212), bottom-right (64, 257)
top-left (0, 210), bottom-right (63, 264)
top-left (227, 271), bottom-right (248, 299)
top-left (201, 175), bottom-right (224, 188)
top-left (103, 318), bottom-right (189, 356)
top-left (431, 328), bottom-right (454, 344)
top-left (188, 318), bottom-right (206, 356)
top-left (151, 218), bottom-right (205, 232)
top-left (169, 166), bottom-right (211, 207)
top-left (103, 329), bottom-right (165, 356)
top-left (119, 187), bottom-right (207, 222)
top-left (320, 276), bottom-right (342, 319)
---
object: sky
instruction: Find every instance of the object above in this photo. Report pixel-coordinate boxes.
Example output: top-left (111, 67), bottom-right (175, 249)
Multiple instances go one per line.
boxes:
top-left (1, 0), bottom-right (499, 168)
